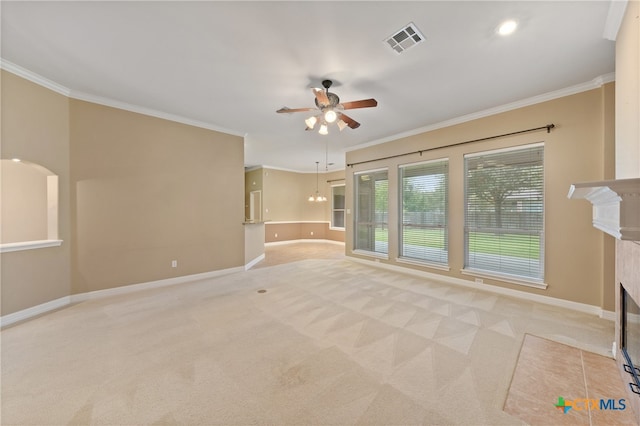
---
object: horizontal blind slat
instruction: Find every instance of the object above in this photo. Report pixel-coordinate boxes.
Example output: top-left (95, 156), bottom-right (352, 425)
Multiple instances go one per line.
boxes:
top-left (400, 160), bottom-right (448, 264)
top-left (464, 145), bottom-right (544, 279)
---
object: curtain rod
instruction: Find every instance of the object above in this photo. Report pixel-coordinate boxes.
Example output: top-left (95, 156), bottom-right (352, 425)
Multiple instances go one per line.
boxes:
top-left (346, 124), bottom-right (555, 168)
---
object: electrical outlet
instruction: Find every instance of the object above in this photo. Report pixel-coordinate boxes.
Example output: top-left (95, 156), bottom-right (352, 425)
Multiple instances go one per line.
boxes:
top-left (475, 278), bottom-right (483, 284)
top-left (171, 260), bottom-right (177, 268)
top-left (275, 233), bottom-right (278, 238)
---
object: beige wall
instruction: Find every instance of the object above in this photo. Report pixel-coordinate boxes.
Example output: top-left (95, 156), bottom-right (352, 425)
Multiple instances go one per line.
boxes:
top-left (1, 70), bottom-right (72, 314)
top-left (1, 159), bottom-right (49, 243)
top-left (244, 167), bottom-right (263, 220)
top-left (615, 0), bottom-right (640, 179)
top-left (1, 70), bottom-right (245, 315)
top-left (70, 100), bottom-right (244, 294)
top-left (262, 168), bottom-right (325, 222)
top-left (346, 84), bottom-right (615, 308)
top-left (260, 167), bottom-right (345, 242)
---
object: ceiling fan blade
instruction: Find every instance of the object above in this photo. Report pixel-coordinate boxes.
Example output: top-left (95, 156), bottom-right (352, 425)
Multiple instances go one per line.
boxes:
top-left (338, 113), bottom-right (360, 129)
top-left (313, 88), bottom-right (330, 107)
top-left (276, 106), bottom-right (316, 114)
top-left (340, 98), bottom-right (378, 110)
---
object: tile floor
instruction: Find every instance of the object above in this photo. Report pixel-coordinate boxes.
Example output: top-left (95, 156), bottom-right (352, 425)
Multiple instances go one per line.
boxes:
top-left (504, 334), bottom-right (638, 425)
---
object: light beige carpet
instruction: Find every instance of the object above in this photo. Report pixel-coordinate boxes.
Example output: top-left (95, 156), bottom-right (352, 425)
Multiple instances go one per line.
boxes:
top-left (1, 259), bottom-right (614, 425)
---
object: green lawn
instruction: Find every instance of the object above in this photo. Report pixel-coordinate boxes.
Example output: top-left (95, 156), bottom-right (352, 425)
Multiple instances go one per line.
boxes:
top-left (375, 228), bottom-right (540, 259)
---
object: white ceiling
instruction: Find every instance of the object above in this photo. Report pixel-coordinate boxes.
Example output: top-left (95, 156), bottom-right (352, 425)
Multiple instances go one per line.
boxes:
top-left (1, 1), bottom-right (616, 173)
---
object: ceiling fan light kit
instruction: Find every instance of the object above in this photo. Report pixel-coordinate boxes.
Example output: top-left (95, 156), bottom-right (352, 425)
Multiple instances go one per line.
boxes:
top-left (277, 79), bottom-right (378, 135)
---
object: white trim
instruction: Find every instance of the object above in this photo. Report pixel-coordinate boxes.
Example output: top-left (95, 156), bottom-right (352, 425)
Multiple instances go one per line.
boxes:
top-left (329, 227), bottom-right (346, 232)
top-left (460, 268), bottom-right (548, 290)
top-left (601, 310), bottom-right (617, 321)
top-left (261, 164), bottom-right (340, 174)
top-left (399, 156), bottom-right (450, 169)
top-left (0, 58), bottom-right (244, 138)
top-left (603, 0), bottom-right (628, 41)
top-left (0, 266), bottom-right (245, 327)
top-left (265, 221), bottom-right (330, 225)
top-left (70, 90), bottom-right (244, 137)
top-left (354, 167), bottom-right (388, 175)
top-left (0, 296), bottom-right (71, 328)
top-left (245, 253), bottom-right (265, 270)
top-left (346, 73), bottom-right (616, 153)
top-left (0, 239), bottom-right (63, 253)
top-left (396, 257), bottom-right (451, 272)
top-left (463, 141), bottom-right (545, 159)
top-left (347, 256), bottom-right (610, 319)
top-left (567, 178), bottom-right (640, 241)
top-left (266, 239), bottom-right (345, 247)
top-left (70, 266), bottom-right (244, 303)
top-left (0, 59), bottom-right (70, 96)
top-left (352, 249), bottom-right (389, 260)
top-left (244, 165), bottom-right (263, 173)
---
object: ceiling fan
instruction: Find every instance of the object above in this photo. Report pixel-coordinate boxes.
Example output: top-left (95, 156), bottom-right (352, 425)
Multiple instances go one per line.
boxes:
top-left (276, 79), bottom-right (377, 134)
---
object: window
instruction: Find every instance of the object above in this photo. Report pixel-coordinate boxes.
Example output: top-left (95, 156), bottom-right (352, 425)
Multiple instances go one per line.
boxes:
top-left (354, 169), bottom-right (388, 255)
top-left (399, 159), bottom-right (448, 265)
top-left (331, 185), bottom-right (345, 230)
top-left (464, 144), bottom-right (544, 281)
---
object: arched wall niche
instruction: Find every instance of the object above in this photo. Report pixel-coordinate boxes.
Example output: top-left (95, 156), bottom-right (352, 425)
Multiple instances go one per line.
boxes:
top-left (1, 158), bottom-right (62, 252)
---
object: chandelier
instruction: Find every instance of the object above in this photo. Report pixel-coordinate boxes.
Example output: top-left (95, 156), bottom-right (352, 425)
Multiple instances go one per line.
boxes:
top-left (308, 161), bottom-right (327, 202)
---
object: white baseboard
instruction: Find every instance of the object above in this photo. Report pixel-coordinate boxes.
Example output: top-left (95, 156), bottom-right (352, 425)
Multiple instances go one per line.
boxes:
top-left (0, 296), bottom-right (71, 328)
top-left (70, 266), bottom-right (244, 303)
top-left (1, 265), bottom-right (244, 327)
top-left (348, 256), bottom-right (614, 320)
top-left (266, 239), bottom-right (345, 247)
top-left (245, 253), bottom-right (265, 270)
top-left (2, 254), bottom-right (612, 328)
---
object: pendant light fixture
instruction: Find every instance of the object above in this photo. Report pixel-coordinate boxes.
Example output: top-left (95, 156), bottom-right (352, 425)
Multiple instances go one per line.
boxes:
top-left (308, 161), bottom-right (327, 202)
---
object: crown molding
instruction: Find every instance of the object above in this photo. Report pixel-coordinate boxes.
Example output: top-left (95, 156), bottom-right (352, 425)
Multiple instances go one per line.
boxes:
top-left (0, 58), bottom-right (245, 138)
top-left (603, 0), bottom-right (628, 41)
top-left (0, 59), bottom-right (70, 97)
top-left (346, 72), bottom-right (616, 153)
top-left (69, 90), bottom-right (245, 137)
top-left (261, 164), bottom-right (340, 174)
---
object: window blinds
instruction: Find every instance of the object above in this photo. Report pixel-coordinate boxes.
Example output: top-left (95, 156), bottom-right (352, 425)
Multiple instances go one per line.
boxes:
top-left (400, 159), bottom-right (448, 264)
top-left (464, 144), bottom-right (544, 280)
top-left (354, 170), bottom-right (389, 254)
top-left (331, 185), bottom-right (345, 229)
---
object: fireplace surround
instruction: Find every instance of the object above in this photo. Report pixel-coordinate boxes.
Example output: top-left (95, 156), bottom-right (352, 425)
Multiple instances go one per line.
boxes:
top-left (623, 285), bottom-right (640, 396)
top-left (569, 178), bottom-right (640, 423)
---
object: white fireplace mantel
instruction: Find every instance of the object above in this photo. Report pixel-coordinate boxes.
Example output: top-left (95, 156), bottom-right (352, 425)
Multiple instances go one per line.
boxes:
top-left (568, 178), bottom-right (640, 241)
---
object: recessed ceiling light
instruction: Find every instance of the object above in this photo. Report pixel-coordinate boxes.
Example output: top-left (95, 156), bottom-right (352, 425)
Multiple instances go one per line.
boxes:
top-left (11, 158), bottom-right (21, 162)
top-left (498, 20), bottom-right (518, 36)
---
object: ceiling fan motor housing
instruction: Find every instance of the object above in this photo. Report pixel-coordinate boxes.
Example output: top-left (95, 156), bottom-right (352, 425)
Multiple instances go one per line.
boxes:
top-left (315, 92), bottom-right (340, 109)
